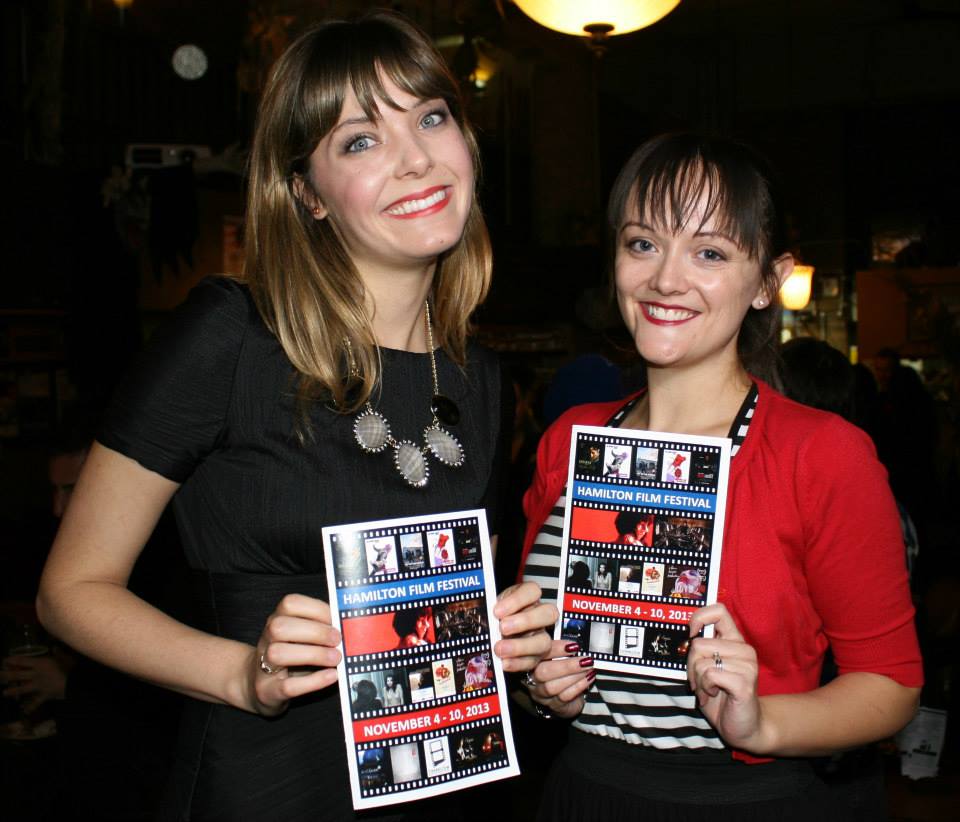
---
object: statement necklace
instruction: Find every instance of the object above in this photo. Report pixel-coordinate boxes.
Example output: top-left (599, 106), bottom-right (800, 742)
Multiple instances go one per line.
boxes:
top-left (352, 302), bottom-right (464, 488)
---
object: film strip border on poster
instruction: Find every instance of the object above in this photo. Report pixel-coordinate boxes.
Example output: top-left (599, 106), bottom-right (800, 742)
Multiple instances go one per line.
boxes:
top-left (567, 535), bottom-right (709, 563)
top-left (332, 516), bottom-right (483, 588)
top-left (324, 508), bottom-right (521, 809)
top-left (356, 717), bottom-right (509, 800)
top-left (350, 685), bottom-right (497, 721)
top-left (347, 641), bottom-right (496, 721)
top-left (560, 612), bottom-right (690, 672)
top-left (563, 544), bottom-right (710, 605)
top-left (336, 560), bottom-right (483, 590)
top-left (573, 430), bottom-right (723, 494)
top-left (559, 426), bottom-right (732, 680)
top-left (347, 640), bottom-right (489, 676)
top-left (345, 634), bottom-right (490, 665)
top-left (572, 502), bottom-right (711, 520)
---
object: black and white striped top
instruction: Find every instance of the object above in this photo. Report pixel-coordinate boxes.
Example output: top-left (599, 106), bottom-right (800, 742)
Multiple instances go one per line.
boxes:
top-left (522, 386), bottom-right (758, 749)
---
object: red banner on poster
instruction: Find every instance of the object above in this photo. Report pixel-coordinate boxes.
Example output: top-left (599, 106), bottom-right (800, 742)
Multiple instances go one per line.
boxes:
top-left (563, 593), bottom-right (695, 625)
top-left (353, 694), bottom-right (501, 743)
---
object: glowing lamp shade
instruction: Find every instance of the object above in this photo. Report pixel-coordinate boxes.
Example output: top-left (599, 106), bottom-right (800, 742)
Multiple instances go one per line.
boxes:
top-left (472, 52), bottom-right (498, 89)
top-left (113, 0), bottom-right (134, 8)
top-left (780, 265), bottom-right (814, 311)
top-left (513, 0), bottom-right (681, 37)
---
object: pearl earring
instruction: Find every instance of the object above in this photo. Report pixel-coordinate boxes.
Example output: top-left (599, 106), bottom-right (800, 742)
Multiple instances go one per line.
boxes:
top-left (312, 206), bottom-right (322, 217)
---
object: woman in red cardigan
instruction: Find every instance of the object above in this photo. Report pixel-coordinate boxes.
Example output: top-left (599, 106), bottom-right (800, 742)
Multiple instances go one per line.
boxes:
top-left (520, 134), bottom-right (922, 821)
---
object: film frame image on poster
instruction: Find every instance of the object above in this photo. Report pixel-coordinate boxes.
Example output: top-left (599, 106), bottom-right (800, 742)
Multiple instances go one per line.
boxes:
top-left (323, 509), bottom-right (519, 810)
top-left (555, 425), bottom-right (731, 679)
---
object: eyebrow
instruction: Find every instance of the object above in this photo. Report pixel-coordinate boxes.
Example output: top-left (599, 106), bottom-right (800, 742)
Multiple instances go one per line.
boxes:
top-left (693, 230), bottom-right (738, 244)
top-left (329, 97), bottom-right (445, 138)
top-left (620, 220), bottom-right (655, 233)
top-left (620, 221), bottom-right (738, 245)
top-left (330, 115), bottom-right (375, 138)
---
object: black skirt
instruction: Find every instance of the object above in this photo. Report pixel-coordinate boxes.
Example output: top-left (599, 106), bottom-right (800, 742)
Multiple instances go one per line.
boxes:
top-left (536, 730), bottom-right (853, 822)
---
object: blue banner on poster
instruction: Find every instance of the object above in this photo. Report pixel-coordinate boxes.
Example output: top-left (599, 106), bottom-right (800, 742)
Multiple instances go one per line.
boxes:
top-left (337, 568), bottom-right (484, 610)
top-left (571, 481), bottom-right (716, 513)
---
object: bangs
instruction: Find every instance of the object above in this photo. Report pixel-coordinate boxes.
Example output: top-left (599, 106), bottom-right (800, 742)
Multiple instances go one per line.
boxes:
top-left (613, 134), bottom-right (775, 261)
top-left (293, 16), bottom-right (461, 161)
top-left (353, 45), bottom-right (458, 121)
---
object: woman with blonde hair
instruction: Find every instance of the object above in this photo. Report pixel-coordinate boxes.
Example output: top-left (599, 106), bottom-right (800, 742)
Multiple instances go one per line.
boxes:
top-left (38, 12), bottom-right (553, 820)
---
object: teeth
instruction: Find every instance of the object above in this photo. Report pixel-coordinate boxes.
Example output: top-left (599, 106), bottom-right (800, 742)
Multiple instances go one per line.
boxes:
top-left (386, 188), bottom-right (447, 215)
top-left (645, 304), bottom-right (696, 321)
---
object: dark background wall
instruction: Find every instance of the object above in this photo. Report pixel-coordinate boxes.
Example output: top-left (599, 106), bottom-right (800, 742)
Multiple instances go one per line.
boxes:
top-left (0, 0), bottom-right (958, 449)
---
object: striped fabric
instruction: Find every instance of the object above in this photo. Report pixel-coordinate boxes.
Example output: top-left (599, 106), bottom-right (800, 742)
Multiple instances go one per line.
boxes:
top-left (522, 385), bottom-right (758, 749)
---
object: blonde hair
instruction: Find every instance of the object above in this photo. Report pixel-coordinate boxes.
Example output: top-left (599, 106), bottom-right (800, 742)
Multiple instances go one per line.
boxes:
top-left (243, 12), bottom-right (491, 417)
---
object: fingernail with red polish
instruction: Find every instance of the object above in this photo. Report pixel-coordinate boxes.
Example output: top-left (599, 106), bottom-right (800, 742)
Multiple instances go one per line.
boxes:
top-left (579, 657), bottom-right (594, 668)
top-left (564, 643), bottom-right (580, 654)
top-left (586, 670), bottom-right (597, 681)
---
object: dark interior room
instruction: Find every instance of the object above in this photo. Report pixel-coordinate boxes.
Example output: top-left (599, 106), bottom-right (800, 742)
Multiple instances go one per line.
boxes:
top-left (2, 1), bottom-right (958, 820)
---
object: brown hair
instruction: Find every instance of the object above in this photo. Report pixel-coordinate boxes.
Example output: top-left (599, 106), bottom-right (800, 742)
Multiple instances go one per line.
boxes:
top-left (243, 11), bottom-right (491, 418)
top-left (608, 133), bottom-right (787, 381)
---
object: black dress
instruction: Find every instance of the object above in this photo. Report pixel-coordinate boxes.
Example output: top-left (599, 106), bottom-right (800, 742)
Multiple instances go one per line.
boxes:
top-left (98, 277), bottom-right (505, 821)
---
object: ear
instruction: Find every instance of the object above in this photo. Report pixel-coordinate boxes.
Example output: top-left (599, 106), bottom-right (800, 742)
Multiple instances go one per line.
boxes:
top-left (753, 253), bottom-right (794, 309)
top-left (292, 175), bottom-right (328, 220)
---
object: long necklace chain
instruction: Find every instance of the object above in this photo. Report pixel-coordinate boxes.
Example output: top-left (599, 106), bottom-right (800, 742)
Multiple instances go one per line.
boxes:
top-left (351, 302), bottom-right (464, 488)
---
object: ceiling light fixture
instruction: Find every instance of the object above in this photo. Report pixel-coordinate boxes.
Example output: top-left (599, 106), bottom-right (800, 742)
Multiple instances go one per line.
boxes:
top-left (172, 45), bottom-right (209, 81)
top-left (780, 264), bottom-right (815, 311)
top-left (512, 0), bottom-right (681, 46)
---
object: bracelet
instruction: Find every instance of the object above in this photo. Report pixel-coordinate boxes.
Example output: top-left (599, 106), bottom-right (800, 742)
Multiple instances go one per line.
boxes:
top-left (533, 700), bottom-right (555, 720)
top-left (533, 692), bottom-right (586, 720)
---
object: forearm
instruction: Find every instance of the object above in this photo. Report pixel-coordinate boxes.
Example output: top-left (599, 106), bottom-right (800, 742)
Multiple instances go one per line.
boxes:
top-left (745, 673), bottom-right (920, 757)
top-left (37, 579), bottom-right (255, 712)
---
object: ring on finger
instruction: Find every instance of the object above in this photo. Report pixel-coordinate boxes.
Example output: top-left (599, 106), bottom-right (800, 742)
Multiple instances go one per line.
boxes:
top-left (521, 671), bottom-right (537, 689)
top-left (259, 653), bottom-right (281, 675)
top-left (713, 651), bottom-right (723, 673)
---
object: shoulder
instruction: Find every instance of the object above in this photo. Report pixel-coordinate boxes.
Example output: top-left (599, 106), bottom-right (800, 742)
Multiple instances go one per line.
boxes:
top-left (465, 339), bottom-right (500, 375)
top-left (753, 380), bottom-right (875, 454)
top-left (459, 340), bottom-right (503, 414)
top-left (752, 383), bottom-right (885, 481)
top-left (97, 278), bottom-right (260, 482)
top-left (177, 275), bottom-right (257, 327)
top-left (143, 276), bottom-right (261, 365)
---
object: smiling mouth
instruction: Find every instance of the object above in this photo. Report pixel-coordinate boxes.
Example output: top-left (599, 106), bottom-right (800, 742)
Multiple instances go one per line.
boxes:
top-left (384, 186), bottom-right (451, 218)
top-left (641, 303), bottom-right (698, 323)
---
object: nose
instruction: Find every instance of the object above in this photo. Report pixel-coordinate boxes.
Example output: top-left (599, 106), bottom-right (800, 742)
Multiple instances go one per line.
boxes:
top-left (394, 130), bottom-right (432, 178)
top-left (647, 250), bottom-right (687, 295)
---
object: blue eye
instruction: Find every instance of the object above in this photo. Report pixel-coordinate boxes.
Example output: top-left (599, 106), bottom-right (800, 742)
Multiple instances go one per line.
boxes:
top-left (419, 109), bottom-right (447, 129)
top-left (628, 238), bottom-right (655, 253)
top-left (344, 134), bottom-right (376, 154)
top-left (700, 248), bottom-right (726, 262)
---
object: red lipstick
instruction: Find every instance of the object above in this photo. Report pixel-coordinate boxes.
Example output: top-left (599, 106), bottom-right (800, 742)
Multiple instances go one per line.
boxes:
top-left (383, 185), bottom-right (451, 219)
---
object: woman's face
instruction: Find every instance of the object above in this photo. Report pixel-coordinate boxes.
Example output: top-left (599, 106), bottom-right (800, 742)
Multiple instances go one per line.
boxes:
top-left (615, 189), bottom-right (786, 374)
top-left (385, 676), bottom-right (395, 687)
top-left (304, 74), bottom-right (474, 278)
top-left (415, 611), bottom-right (431, 639)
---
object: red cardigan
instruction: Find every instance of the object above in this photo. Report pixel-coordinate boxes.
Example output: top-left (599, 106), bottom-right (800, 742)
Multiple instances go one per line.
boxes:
top-left (521, 381), bottom-right (923, 702)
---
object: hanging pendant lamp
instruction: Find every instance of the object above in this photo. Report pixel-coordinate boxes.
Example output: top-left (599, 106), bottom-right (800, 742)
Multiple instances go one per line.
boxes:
top-left (780, 265), bottom-right (815, 311)
top-left (513, 1), bottom-right (681, 41)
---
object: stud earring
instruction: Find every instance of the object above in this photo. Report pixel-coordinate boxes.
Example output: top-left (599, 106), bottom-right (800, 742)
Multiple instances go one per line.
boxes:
top-left (312, 206), bottom-right (322, 217)
top-left (756, 298), bottom-right (766, 308)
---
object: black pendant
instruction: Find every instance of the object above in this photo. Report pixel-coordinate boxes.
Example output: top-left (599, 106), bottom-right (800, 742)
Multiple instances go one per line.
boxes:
top-left (431, 394), bottom-right (460, 426)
